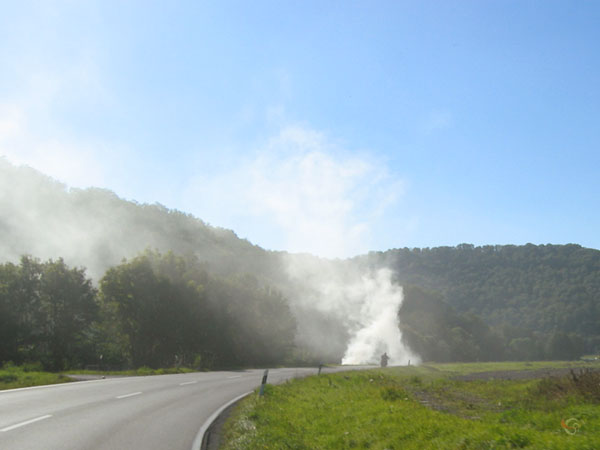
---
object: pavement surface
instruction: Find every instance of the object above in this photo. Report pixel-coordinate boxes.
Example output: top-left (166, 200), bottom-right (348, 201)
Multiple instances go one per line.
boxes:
top-left (0, 366), bottom-right (366, 450)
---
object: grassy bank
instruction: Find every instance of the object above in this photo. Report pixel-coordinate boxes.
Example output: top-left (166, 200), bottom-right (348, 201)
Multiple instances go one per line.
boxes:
top-left (0, 363), bottom-right (196, 391)
top-left (63, 366), bottom-right (195, 377)
top-left (0, 364), bottom-right (71, 390)
top-left (221, 362), bottom-right (600, 449)
top-left (427, 360), bottom-right (599, 375)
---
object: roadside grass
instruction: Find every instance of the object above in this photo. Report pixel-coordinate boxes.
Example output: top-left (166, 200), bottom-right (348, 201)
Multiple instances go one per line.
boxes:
top-left (0, 363), bottom-right (71, 390)
top-left (221, 363), bottom-right (600, 449)
top-left (426, 360), bottom-right (600, 375)
top-left (0, 362), bottom-right (196, 390)
top-left (63, 366), bottom-right (195, 377)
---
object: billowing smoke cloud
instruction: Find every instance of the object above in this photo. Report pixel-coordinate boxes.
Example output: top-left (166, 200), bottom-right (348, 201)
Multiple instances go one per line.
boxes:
top-left (341, 269), bottom-right (413, 365)
top-left (196, 124), bottom-right (419, 365)
top-left (284, 256), bottom-right (418, 365)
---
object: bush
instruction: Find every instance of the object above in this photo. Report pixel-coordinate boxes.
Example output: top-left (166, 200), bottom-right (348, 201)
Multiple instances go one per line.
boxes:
top-left (21, 361), bottom-right (44, 372)
top-left (136, 366), bottom-right (154, 376)
top-left (0, 373), bottom-right (18, 383)
top-left (570, 368), bottom-right (600, 402)
top-left (531, 369), bottom-right (600, 403)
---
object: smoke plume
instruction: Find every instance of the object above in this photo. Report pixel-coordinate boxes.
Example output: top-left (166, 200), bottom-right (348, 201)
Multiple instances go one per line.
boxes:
top-left (1, 124), bottom-right (421, 365)
top-left (282, 254), bottom-right (418, 365)
top-left (223, 125), bottom-right (420, 365)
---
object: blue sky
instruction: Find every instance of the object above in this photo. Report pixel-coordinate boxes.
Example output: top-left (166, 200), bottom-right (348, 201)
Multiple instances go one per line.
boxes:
top-left (1, 1), bottom-right (599, 257)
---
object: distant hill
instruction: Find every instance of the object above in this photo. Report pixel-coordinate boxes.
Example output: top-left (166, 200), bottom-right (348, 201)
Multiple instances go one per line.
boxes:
top-left (0, 158), bottom-right (281, 281)
top-left (358, 244), bottom-right (600, 357)
top-left (2, 159), bottom-right (599, 362)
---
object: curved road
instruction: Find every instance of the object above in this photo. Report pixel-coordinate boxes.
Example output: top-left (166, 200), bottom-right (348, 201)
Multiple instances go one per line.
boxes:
top-left (0, 367), bottom-right (357, 450)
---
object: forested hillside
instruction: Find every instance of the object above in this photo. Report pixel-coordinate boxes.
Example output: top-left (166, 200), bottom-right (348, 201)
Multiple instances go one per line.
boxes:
top-left (1, 160), bottom-right (599, 368)
top-left (0, 158), bottom-right (281, 281)
top-left (360, 245), bottom-right (600, 360)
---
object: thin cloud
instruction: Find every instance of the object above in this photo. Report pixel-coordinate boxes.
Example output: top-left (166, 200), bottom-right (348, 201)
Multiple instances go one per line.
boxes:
top-left (0, 57), bottom-right (124, 190)
top-left (420, 110), bottom-right (454, 135)
top-left (185, 124), bottom-right (405, 257)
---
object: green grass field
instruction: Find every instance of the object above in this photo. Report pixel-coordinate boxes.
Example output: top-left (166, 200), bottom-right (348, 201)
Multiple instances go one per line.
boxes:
top-left (221, 361), bottom-right (600, 449)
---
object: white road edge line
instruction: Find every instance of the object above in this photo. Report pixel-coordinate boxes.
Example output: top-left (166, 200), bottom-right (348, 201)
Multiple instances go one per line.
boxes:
top-left (1, 415), bottom-right (53, 432)
top-left (191, 391), bottom-right (253, 450)
top-left (179, 381), bottom-right (198, 386)
top-left (116, 391), bottom-right (142, 399)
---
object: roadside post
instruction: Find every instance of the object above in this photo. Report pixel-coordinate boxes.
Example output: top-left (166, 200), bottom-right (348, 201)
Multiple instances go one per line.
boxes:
top-left (259, 369), bottom-right (269, 396)
top-left (318, 364), bottom-right (323, 375)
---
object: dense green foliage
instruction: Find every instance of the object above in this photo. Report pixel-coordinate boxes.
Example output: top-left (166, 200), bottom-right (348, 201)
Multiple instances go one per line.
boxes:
top-left (0, 253), bottom-right (295, 371)
top-left (222, 363), bottom-right (600, 449)
top-left (99, 251), bottom-right (295, 369)
top-left (398, 285), bottom-right (590, 362)
top-left (0, 362), bottom-right (71, 390)
top-left (359, 245), bottom-right (600, 361)
top-left (399, 285), bottom-right (505, 362)
top-left (0, 257), bottom-right (97, 370)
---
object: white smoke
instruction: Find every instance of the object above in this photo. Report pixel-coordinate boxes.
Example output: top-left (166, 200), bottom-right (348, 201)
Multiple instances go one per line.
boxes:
top-left (341, 269), bottom-right (411, 364)
top-left (198, 124), bottom-right (420, 365)
top-left (284, 256), bottom-right (418, 365)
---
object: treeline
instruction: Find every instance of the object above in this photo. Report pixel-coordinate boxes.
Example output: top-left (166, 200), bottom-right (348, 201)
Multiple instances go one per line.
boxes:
top-left (3, 161), bottom-right (600, 365)
top-left (375, 244), bottom-right (599, 339)
top-left (0, 252), bottom-right (295, 371)
top-left (369, 243), bottom-right (600, 361)
top-left (399, 285), bottom-right (588, 362)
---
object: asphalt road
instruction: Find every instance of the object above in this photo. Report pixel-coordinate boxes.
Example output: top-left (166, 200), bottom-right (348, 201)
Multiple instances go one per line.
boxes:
top-left (0, 367), bottom-right (358, 450)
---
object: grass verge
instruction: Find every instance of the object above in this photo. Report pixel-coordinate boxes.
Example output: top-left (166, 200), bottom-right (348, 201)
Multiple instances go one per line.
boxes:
top-left (221, 362), bottom-right (600, 449)
top-left (63, 366), bottom-right (195, 377)
top-left (0, 364), bottom-right (71, 390)
top-left (0, 363), bottom-right (196, 390)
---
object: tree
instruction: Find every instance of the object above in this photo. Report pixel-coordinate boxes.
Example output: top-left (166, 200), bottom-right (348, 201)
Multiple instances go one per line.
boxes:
top-left (99, 251), bottom-right (297, 369)
top-left (37, 259), bottom-right (98, 370)
top-left (0, 257), bottom-right (98, 370)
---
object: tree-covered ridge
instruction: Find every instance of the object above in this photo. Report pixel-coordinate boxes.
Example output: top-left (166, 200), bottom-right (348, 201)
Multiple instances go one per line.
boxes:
top-left (2, 160), bottom-right (599, 365)
top-left (0, 159), bottom-right (280, 280)
top-left (398, 285), bottom-right (588, 362)
top-left (360, 244), bottom-right (600, 359)
top-left (368, 244), bottom-right (600, 333)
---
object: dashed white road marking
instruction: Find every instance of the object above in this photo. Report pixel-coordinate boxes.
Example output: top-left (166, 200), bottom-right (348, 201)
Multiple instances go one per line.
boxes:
top-left (179, 381), bottom-right (198, 386)
top-left (227, 375), bottom-right (242, 379)
top-left (116, 391), bottom-right (142, 399)
top-left (1, 415), bottom-right (53, 432)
